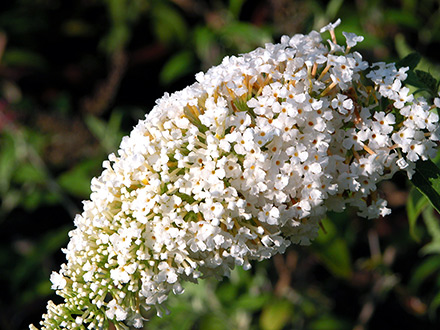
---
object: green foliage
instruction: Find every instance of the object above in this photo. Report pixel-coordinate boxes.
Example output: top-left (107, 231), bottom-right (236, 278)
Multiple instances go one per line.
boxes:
top-left (85, 110), bottom-right (125, 154)
top-left (396, 52), bottom-right (421, 70)
top-left (407, 187), bottom-right (428, 241)
top-left (1, 48), bottom-right (47, 69)
top-left (421, 207), bottom-right (440, 255)
top-left (311, 217), bottom-right (353, 279)
top-left (160, 51), bottom-right (195, 85)
top-left (259, 298), bottom-right (292, 330)
top-left (412, 160), bottom-right (440, 215)
top-left (57, 159), bottom-right (101, 198)
top-left (151, 2), bottom-right (187, 46)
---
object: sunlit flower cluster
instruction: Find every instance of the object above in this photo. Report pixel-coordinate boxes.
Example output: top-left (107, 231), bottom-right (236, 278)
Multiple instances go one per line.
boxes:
top-left (32, 20), bottom-right (439, 329)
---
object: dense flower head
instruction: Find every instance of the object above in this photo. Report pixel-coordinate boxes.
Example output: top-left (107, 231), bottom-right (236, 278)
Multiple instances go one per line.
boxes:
top-left (32, 20), bottom-right (439, 329)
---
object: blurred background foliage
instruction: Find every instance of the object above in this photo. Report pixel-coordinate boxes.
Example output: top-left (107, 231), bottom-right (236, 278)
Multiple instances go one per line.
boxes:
top-left (1, 0), bottom-right (440, 329)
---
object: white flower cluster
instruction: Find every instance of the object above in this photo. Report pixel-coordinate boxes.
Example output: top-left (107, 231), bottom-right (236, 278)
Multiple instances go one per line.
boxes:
top-left (32, 20), bottom-right (439, 329)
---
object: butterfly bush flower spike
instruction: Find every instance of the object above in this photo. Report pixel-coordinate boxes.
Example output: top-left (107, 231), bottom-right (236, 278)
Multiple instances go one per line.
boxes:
top-left (31, 21), bottom-right (440, 329)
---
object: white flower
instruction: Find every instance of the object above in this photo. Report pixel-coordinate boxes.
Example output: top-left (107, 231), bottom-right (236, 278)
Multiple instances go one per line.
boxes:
top-left (32, 19), bottom-right (440, 330)
top-left (320, 18), bottom-right (342, 33)
top-left (50, 272), bottom-right (66, 290)
top-left (343, 32), bottom-right (364, 48)
top-left (106, 299), bottom-right (128, 321)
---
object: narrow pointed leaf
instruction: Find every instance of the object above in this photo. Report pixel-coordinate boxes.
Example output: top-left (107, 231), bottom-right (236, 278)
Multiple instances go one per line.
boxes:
top-left (411, 159), bottom-right (440, 214)
top-left (406, 187), bottom-right (428, 241)
top-left (396, 52), bottom-right (421, 70)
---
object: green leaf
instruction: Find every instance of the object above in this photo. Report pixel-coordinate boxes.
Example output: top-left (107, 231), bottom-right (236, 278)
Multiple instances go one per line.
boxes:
top-left (216, 282), bottom-right (239, 304)
top-left (12, 225), bottom-right (71, 294)
top-left (396, 52), bottom-right (421, 70)
top-left (409, 255), bottom-right (440, 290)
top-left (395, 34), bottom-right (440, 88)
top-left (260, 299), bottom-right (293, 330)
top-left (160, 51), bottom-right (195, 85)
top-left (429, 291), bottom-right (440, 318)
top-left (383, 9), bottom-right (421, 29)
top-left (57, 159), bottom-right (101, 198)
top-left (420, 207), bottom-right (440, 255)
top-left (21, 188), bottom-right (45, 210)
top-left (2, 48), bottom-right (47, 69)
top-left (229, 0), bottom-right (246, 18)
top-left (219, 22), bottom-right (271, 52)
top-left (411, 159), bottom-right (440, 215)
top-left (102, 24), bottom-right (130, 53)
top-left (199, 313), bottom-right (228, 330)
top-left (108, 0), bottom-right (128, 24)
top-left (406, 187), bottom-right (429, 241)
top-left (85, 110), bottom-right (124, 153)
top-left (403, 69), bottom-right (439, 96)
top-left (311, 218), bottom-right (353, 279)
top-left (325, 0), bottom-right (344, 20)
top-left (0, 131), bottom-right (16, 194)
top-left (194, 26), bottom-right (218, 65)
top-left (414, 70), bottom-right (438, 94)
top-left (233, 293), bottom-right (270, 312)
top-left (309, 314), bottom-right (351, 330)
top-left (61, 19), bottom-right (95, 37)
top-left (151, 3), bottom-right (187, 45)
top-left (13, 163), bottom-right (46, 184)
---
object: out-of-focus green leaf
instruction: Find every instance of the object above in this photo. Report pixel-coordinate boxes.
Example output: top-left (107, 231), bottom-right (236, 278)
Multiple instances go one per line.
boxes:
top-left (12, 225), bottom-right (71, 295)
top-left (85, 110), bottom-right (124, 153)
top-left (429, 291), bottom-right (440, 318)
top-left (325, 0), bottom-right (344, 20)
top-left (151, 3), bottom-right (187, 45)
top-left (407, 187), bottom-right (429, 241)
top-left (0, 131), bottom-right (16, 194)
top-left (100, 0), bottom-right (149, 53)
top-left (2, 48), bottom-right (47, 69)
top-left (160, 51), bottom-right (195, 85)
top-left (61, 20), bottom-right (95, 37)
top-left (233, 293), bottom-right (270, 311)
top-left (20, 278), bottom-right (52, 304)
top-left (309, 314), bottom-right (351, 330)
top-left (219, 22), bottom-right (272, 52)
top-left (411, 159), bottom-right (440, 215)
top-left (0, 188), bottom-right (21, 213)
top-left (421, 207), bottom-right (440, 255)
top-left (311, 217), bottom-right (353, 279)
top-left (21, 188), bottom-right (44, 210)
top-left (199, 313), bottom-right (228, 330)
top-left (383, 9), bottom-right (421, 28)
top-left (229, 0), bottom-right (246, 18)
top-left (102, 24), bottom-right (130, 53)
top-left (337, 18), bottom-right (381, 49)
top-left (216, 282), bottom-right (239, 304)
top-left (57, 159), bottom-right (101, 198)
top-left (194, 26), bottom-right (218, 66)
top-left (13, 163), bottom-right (46, 184)
top-left (108, 0), bottom-right (128, 24)
top-left (409, 255), bottom-right (440, 290)
top-left (260, 299), bottom-right (292, 330)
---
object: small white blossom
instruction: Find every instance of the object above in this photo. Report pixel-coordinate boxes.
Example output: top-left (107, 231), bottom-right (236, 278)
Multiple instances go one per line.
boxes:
top-left (343, 31), bottom-right (364, 48)
top-left (50, 272), bottom-right (66, 290)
